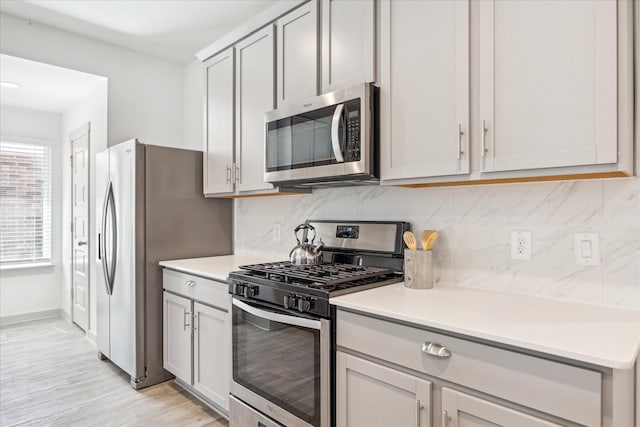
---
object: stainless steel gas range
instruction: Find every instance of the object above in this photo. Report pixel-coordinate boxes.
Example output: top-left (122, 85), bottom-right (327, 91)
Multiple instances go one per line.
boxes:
top-left (228, 220), bottom-right (410, 427)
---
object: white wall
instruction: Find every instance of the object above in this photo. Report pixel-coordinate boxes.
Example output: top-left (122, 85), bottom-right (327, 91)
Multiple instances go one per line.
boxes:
top-left (183, 59), bottom-right (205, 152)
top-left (0, 13), bottom-right (184, 149)
top-left (0, 105), bottom-right (63, 319)
top-left (234, 178), bottom-right (640, 310)
top-left (61, 82), bottom-right (108, 336)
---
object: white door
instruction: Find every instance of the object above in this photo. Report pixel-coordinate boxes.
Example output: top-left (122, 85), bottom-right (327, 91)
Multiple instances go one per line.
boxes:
top-left (277, 1), bottom-right (318, 106)
top-left (70, 123), bottom-right (90, 332)
top-left (163, 291), bottom-right (193, 384)
top-left (193, 302), bottom-right (229, 410)
top-left (321, 0), bottom-right (375, 93)
top-left (441, 388), bottom-right (562, 427)
top-left (336, 351), bottom-right (431, 427)
top-left (235, 25), bottom-right (275, 193)
top-left (204, 48), bottom-right (235, 195)
top-left (380, 0), bottom-right (470, 181)
top-left (479, 0), bottom-right (617, 172)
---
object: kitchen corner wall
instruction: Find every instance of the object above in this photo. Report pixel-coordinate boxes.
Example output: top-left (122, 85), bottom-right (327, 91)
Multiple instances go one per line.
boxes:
top-left (234, 177), bottom-right (640, 310)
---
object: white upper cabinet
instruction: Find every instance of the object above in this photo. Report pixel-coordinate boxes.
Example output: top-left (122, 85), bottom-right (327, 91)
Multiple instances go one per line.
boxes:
top-left (321, 0), bottom-right (375, 93)
top-left (479, 0), bottom-right (617, 173)
top-left (277, 1), bottom-right (319, 107)
top-left (204, 48), bottom-right (235, 195)
top-left (235, 25), bottom-right (276, 193)
top-left (380, 0), bottom-right (470, 181)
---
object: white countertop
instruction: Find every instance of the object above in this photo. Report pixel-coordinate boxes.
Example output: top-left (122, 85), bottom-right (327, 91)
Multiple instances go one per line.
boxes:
top-left (159, 255), bottom-right (274, 282)
top-left (331, 283), bottom-right (640, 369)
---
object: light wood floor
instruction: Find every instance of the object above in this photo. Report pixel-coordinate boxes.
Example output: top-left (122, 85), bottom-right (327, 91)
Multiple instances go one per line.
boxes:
top-left (0, 318), bottom-right (228, 427)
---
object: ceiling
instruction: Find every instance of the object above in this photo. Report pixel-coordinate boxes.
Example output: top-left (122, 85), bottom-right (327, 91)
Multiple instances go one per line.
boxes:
top-left (0, 54), bottom-right (107, 113)
top-left (0, 0), bottom-right (281, 64)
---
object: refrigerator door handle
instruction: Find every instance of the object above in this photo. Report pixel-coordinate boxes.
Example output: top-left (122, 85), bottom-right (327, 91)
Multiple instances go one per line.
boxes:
top-left (107, 183), bottom-right (117, 295)
top-left (101, 181), bottom-right (112, 295)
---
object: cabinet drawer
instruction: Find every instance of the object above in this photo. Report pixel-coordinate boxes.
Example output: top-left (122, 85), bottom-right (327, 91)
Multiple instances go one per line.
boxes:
top-left (337, 310), bottom-right (601, 427)
top-left (163, 268), bottom-right (229, 311)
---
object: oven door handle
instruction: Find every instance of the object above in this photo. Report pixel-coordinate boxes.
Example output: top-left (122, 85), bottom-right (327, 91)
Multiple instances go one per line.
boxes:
top-left (233, 298), bottom-right (321, 331)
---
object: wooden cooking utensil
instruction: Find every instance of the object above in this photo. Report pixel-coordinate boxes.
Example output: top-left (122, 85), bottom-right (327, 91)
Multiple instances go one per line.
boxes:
top-left (425, 231), bottom-right (439, 250)
top-left (403, 231), bottom-right (418, 251)
top-left (421, 230), bottom-right (434, 250)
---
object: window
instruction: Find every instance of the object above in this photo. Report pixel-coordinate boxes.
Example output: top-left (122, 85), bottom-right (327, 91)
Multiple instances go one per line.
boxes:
top-left (0, 141), bottom-right (52, 266)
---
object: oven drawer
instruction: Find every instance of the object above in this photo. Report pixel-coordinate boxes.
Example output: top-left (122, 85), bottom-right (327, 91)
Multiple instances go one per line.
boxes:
top-left (230, 396), bottom-right (283, 427)
top-left (163, 268), bottom-right (229, 310)
top-left (336, 309), bottom-right (602, 427)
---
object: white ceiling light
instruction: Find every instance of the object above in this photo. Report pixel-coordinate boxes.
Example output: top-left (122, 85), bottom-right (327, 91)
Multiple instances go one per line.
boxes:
top-left (0, 81), bottom-right (21, 89)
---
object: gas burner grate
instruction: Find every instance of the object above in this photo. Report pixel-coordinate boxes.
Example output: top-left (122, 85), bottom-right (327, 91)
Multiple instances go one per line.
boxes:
top-left (238, 261), bottom-right (397, 289)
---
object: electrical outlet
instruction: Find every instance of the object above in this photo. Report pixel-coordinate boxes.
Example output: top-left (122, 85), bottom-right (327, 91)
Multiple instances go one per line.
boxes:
top-left (272, 223), bottom-right (281, 241)
top-left (511, 231), bottom-right (531, 260)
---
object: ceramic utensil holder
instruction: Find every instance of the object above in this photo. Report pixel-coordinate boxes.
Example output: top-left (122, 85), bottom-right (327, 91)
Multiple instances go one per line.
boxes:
top-left (404, 249), bottom-right (433, 289)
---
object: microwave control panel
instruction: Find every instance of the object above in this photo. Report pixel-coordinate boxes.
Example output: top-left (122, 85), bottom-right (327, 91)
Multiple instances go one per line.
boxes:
top-left (344, 98), bottom-right (361, 162)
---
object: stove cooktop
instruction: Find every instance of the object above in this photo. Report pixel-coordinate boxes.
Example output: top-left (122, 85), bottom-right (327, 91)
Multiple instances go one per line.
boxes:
top-left (228, 261), bottom-right (404, 317)
top-left (238, 261), bottom-right (399, 289)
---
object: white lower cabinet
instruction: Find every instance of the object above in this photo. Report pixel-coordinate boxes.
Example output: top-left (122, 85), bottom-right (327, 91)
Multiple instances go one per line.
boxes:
top-left (335, 309), bottom-right (624, 427)
top-left (336, 351), bottom-right (431, 427)
top-left (441, 388), bottom-right (561, 427)
top-left (163, 292), bottom-right (193, 384)
top-left (162, 269), bottom-right (230, 413)
top-left (192, 302), bottom-right (229, 410)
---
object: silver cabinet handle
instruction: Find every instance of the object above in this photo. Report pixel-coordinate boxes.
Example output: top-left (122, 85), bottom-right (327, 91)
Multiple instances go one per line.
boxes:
top-left (183, 310), bottom-right (191, 331)
top-left (193, 313), bottom-right (198, 331)
top-left (442, 410), bottom-right (449, 427)
top-left (184, 280), bottom-right (195, 287)
top-left (481, 119), bottom-right (488, 158)
top-left (226, 165), bottom-right (232, 183)
top-left (457, 124), bottom-right (464, 160)
top-left (77, 241), bottom-right (87, 246)
top-left (416, 400), bottom-right (423, 427)
top-left (331, 103), bottom-right (345, 163)
top-left (422, 342), bottom-right (451, 358)
top-left (235, 165), bottom-right (240, 184)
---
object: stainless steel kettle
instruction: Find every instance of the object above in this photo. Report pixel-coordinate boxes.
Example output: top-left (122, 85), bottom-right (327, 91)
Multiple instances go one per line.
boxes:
top-left (289, 224), bottom-right (324, 265)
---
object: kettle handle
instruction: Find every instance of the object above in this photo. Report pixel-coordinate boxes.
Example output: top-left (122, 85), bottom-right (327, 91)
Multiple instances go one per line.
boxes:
top-left (294, 224), bottom-right (316, 244)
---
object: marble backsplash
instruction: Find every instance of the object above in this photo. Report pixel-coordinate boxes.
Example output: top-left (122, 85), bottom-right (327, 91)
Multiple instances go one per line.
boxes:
top-left (234, 177), bottom-right (640, 310)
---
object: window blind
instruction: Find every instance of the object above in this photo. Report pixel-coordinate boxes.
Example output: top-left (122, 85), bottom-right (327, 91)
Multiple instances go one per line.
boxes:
top-left (0, 141), bottom-right (52, 265)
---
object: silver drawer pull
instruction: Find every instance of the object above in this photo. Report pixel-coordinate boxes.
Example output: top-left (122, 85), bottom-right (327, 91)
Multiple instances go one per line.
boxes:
top-left (422, 342), bottom-right (451, 358)
top-left (184, 280), bottom-right (196, 287)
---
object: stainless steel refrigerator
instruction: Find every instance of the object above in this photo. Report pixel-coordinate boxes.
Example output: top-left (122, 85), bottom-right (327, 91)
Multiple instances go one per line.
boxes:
top-left (96, 139), bottom-right (232, 389)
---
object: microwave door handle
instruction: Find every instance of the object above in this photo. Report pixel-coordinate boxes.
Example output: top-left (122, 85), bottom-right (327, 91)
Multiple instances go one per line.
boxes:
top-left (331, 103), bottom-right (345, 163)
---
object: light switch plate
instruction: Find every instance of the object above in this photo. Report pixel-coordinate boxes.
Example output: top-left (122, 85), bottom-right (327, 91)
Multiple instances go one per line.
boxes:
top-left (574, 233), bottom-right (600, 266)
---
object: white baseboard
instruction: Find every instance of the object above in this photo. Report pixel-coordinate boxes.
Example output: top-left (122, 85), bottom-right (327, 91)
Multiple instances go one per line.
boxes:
top-left (0, 308), bottom-right (62, 327)
top-left (87, 329), bottom-right (97, 344)
top-left (61, 310), bottom-right (71, 322)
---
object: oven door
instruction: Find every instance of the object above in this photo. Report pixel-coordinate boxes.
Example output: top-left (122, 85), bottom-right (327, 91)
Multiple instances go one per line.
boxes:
top-left (231, 297), bottom-right (330, 427)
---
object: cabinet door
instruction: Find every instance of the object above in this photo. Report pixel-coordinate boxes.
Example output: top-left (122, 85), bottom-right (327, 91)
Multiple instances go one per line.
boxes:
top-left (193, 302), bottom-right (229, 410)
top-left (441, 388), bottom-right (561, 427)
top-left (163, 291), bottom-right (192, 384)
top-left (380, 0), bottom-right (469, 181)
top-left (321, 0), bottom-right (375, 93)
top-left (479, 0), bottom-right (617, 172)
top-left (204, 48), bottom-right (235, 195)
top-left (336, 352), bottom-right (431, 427)
top-left (277, 1), bottom-right (318, 107)
top-left (235, 25), bottom-right (275, 193)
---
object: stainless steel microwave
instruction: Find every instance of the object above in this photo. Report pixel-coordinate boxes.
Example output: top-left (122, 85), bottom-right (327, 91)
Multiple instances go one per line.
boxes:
top-left (264, 83), bottom-right (378, 187)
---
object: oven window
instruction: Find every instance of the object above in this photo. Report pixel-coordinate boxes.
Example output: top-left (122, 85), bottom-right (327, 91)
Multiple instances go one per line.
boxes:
top-left (233, 304), bottom-right (321, 426)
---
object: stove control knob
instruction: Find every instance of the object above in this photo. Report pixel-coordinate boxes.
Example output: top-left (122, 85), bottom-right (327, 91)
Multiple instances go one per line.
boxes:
top-left (243, 285), bottom-right (258, 298)
top-left (283, 294), bottom-right (292, 309)
top-left (230, 282), bottom-right (243, 296)
top-left (298, 298), bottom-right (312, 313)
